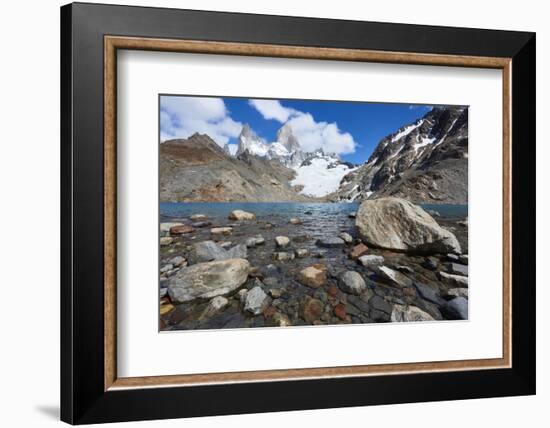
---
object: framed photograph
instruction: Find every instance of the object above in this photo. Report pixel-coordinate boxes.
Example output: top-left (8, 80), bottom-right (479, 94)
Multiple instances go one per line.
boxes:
top-left (61, 2), bottom-right (536, 424)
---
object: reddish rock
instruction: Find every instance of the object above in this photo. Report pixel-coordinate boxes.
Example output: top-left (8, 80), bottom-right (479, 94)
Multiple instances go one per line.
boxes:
top-left (350, 243), bottom-right (369, 259)
top-left (334, 303), bottom-right (347, 320)
top-left (301, 297), bottom-right (324, 323)
top-left (327, 285), bottom-right (339, 297)
top-left (170, 224), bottom-right (195, 235)
top-left (263, 306), bottom-right (277, 318)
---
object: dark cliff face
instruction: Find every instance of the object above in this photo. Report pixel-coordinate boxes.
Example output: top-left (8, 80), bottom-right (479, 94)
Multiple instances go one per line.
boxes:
top-left (334, 106), bottom-right (468, 204)
top-left (160, 133), bottom-right (313, 202)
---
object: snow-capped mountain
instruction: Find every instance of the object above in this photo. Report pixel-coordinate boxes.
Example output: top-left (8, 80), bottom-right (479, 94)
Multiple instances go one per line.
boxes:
top-left (291, 150), bottom-right (357, 197)
top-left (232, 122), bottom-right (355, 197)
top-left (334, 106), bottom-right (468, 204)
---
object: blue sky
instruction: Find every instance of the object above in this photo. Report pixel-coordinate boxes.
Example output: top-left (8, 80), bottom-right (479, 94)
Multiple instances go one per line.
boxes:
top-left (160, 95), bottom-right (431, 164)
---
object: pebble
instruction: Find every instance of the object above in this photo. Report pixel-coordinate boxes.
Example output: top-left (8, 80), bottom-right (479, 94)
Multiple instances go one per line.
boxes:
top-left (446, 262), bottom-right (468, 277)
top-left (301, 297), bottom-right (324, 323)
top-left (170, 224), bottom-right (195, 235)
top-left (190, 214), bottom-right (208, 221)
top-left (272, 252), bottom-right (295, 262)
top-left (295, 248), bottom-right (309, 258)
top-left (338, 271), bottom-right (367, 295)
top-left (210, 227), bottom-right (233, 235)
top-left (358, 254), bottom-right (384, 268)
top-left (160, 237), bottom-right (173, 246)
top-left (289, 217), bottom-right (302, 225)
top-left (275, 236), bottom-right (290, 248)
top-left (350, 243), bottom-right (369, 259)
top-left (334, 304), bottom-right (347, 320)
top-left (377, 266), bottom-right (413, 287)
top-left (316, 237), bottom-right (346, 248)
top-left (338, 232), bottom-right (353, 244)
top-left (170, 256), bottom-right (186, 267)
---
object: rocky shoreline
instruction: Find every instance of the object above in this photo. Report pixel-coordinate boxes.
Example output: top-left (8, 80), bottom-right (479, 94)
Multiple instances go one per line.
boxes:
top-left (159, 199), bottom-right (469, 330)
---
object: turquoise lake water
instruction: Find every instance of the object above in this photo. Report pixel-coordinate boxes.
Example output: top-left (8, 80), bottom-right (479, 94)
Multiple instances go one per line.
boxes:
top-left (160, 202), bottom-right (468, 221)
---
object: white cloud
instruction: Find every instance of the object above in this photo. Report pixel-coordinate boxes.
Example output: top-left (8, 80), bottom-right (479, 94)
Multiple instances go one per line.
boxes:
top-left (286, 112), bottom-right (356, 155)
top-left (248, 99), bottom-right (296, 123)
top-left (160, 96), bottom-right (242, 146)
top-left (249, 99), bottom-right (356, 155)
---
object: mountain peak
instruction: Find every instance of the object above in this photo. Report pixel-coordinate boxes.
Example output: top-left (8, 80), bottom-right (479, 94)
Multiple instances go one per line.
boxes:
top-left (276, 123), bottom-right (301, 152)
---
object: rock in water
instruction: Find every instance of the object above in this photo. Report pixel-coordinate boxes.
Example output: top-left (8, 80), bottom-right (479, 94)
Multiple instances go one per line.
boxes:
top-left (188, 241), bottom-right (247, 264)
top-left (170, 224), bottom-right (195, 235)
top-left (190, 214), bottom-right (207, 221)
top-left (442, 297), bottom-right (468, 320)
top-left (301, 297), bottom-right (324, 323)
top-left (438, 271), bottom-right (468, 287)
top-left (160, 237), bottom-right (173, 246)
top-left (289, 217), bottom-right (302, 225)
top-left (228, 210), bottom-right (256, 220)
top-left (391, 304), bottom-right (435, 322)
top-left (355, 197), bottom-right (461, 254)
top-left (338, 271), bottom-right (367, 295)
top-left (445, 262), bottom-right (468, 276)
top-left (245, 235), bottom-right (265, 248)
top-left (160, 222), bottom-right (184, 237)
top-left (200, 296), bottom-right (229, 320)
top-left (297, 265), bottom-right (327, 288)
top-left (338, 232), bottom-right (353, 244)
top-left (377, 266), bottom-right (413, 287)
top-left (350, 243), bottom-right (369, 259)
top-left (358, 254), bottom-right (385, 268)
top-left (275, 236), bottom-right (291, 248)
top-left (244, 286), bottom-right (270, 315)
top-left (316, 237), bottom-right (346, 248)
top-left (210, 227), bottom-right (233, 235)
top-left (167, 259), bottom-right (249, 303)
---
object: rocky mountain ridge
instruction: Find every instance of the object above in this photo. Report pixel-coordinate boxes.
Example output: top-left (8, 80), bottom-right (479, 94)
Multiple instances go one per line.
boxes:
top-left (333, 106), bottom-right (468, 204)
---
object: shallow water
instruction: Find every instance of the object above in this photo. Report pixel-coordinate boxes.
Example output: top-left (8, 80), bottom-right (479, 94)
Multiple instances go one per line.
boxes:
top-left (161, 202), bottom-right (468, 221)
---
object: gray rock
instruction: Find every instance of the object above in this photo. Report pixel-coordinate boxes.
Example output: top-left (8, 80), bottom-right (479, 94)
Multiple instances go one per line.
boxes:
top-left (339, 271), bottom-right (367, 295)
top-left (295, 248), bottom-right (309, 258)
top-left (245, 235), bottom-right (265, 248)
top-left (369, 295), bottom-right (393, 322)
top-left (446, 262), bottom-right (468, 276)
top-left (377, 266), bottom-right (413, 287)
top-left (160, 264), bottom-right (174, 274)
top-left (415, 283), bottom-right (446, 306)
top-left (338, 232), bottom-right (354, 244)
top-left (244, 286), bottom-right (270, 315)
top-left (200, 296), bottom-right (229, 319)
top-left (391, 304), bottom-right (435, 322)
top-left (188, 240), bottom-right (246, 264)
top-left (444, 288), bottom-right (469, 299)
top-left (355, 197), bottom-right (461, 254)
top-left (358, 255), bottom-right (385, 268)
top-left (275, 236), bottom-right (291, 248)
top-left (160, 288), bottom-right (167, 298)
top-left (289, 217), bottom-right (302, 225)
top-left (438, 271), bottom-right (469, 287)
top-left (459, 254), bottom-right (469, 265)
top-left (167, 258), bottom-right (250, 303)
top-left (347, 294), bottom-right (371, 312)
top-left (442, 297), bottom-right (468, 320)
top-left (262, 277), bottom-right (279, 287)
top-left (170, 256), bottom-right (186, 267)
top-left (422, 257), bottom-right (439, 271)
top-left (316, 237), bottom-right (346, 248)
top-left (237, 288), bottom-right (248, 304)
top-left (160, 237), bottom-right (173, 246)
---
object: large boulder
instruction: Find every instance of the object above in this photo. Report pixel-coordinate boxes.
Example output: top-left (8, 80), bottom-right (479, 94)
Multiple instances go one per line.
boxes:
top-left (355, 197), bottom-right (461, 254)
top-left (188, 241), bottom-right (247, 264)
top-left (167, 258), bottom-right (249, 303)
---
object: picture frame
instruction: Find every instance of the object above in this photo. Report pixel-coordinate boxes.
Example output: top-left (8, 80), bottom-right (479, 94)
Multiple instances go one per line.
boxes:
top-left (60, 2), bottom-right (536, 424)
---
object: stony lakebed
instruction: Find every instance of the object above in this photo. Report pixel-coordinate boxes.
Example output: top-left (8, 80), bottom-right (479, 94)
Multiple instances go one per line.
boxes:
top-left (159, 200), bottom-right (469, 331)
